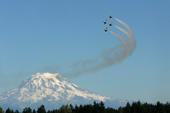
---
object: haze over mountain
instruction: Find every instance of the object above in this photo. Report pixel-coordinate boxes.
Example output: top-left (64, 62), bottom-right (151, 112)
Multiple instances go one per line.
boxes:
top-left (0, 73), bottom-right (130, 110)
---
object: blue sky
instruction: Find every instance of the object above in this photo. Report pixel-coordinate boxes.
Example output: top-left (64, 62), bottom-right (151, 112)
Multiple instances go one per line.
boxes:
top-left (0, 1), bottom-right (170, 104)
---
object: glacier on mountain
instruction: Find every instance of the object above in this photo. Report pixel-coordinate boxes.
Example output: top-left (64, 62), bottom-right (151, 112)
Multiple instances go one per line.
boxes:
top-left (0, 73), bottom-right (130, 110)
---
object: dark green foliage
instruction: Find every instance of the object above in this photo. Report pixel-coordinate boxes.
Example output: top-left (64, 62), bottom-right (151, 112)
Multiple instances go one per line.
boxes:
top-left (124, 102), bottom-right (131, 113)
top-left (2, 101), bottom-right (170, 113)
top-left (32, 109), bottom-right (36, 113)
top-left (118, 107), bottom-right (123, 113)
top-left (5, 108), bottom-right (11, 113)
top-left (37, 105), bottom-right (46, 113)
top-left (165, 102), bottom-right (170, 113)
top-left (99, 101), bottom-right (105, 113)
top-left (105, 107), bottom-right (119, 113)
top-left (58, 104), bottom-right (72, 113)
top-left (0, 107), bottom-right (3, 113)
top-left (69, 104), bottom-right (74, 110)
top-left (22, 107), bottom-right (32, 113)
top-left (15, 110), bottom-right (19, 113)
top-left (120, 100), bottom-right (170, 113)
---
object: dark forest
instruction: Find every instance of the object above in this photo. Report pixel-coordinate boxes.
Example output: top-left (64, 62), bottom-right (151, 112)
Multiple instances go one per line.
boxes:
top-left (1, 101), bottom-right (170, 113)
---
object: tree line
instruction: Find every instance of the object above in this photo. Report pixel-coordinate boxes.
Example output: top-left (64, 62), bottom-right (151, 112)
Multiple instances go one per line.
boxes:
top-left (0, 101), bottom-right (170, 113)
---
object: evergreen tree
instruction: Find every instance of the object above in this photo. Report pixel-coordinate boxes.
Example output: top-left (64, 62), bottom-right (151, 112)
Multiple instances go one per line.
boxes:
top-left (83, 104), bottom-right (93, 113)
top-left (118, 107), bottom-right (123, 113)
top-left (93, 101), bottom-right (100, 113)
top-left (79, 104), bottom-right (83, 113)
top-left (5, 108), bottom-right (11, 113)
top-left (131, 101), bottom-right (137, 113)
top-left (69, 104), bottom-right (74, 110)
top-left (58, 104), bottom-right (72, 113)
top-left (2, 100), bottom-right (170, 113)
top-left (0, 107), bottom-right (3, 113)
top-left (33, 109), bottom-right (36, 113)
top-left (99, 101), bottom-right (105, 113)
top-left (124, 102), bottom-right (131, 113)
top-left (47, 110), bottom-right (51, 113)
top-left (74, 104), bottom-right (78, 113)
top-left (69, 104), bottom-right (74, 113)
top-left (14, 110), bottom-right (19, 113)
top-left (142, 102), bottom-right (148, 113)
top-left (165, 102), bottom-right (170, 113)
top-left (22, 107), bottom-right (32, 113)
top-left (156, 101), bottom-right (165, 113)
top-left (105, 107), bottom-right (118, 113)
top-left (52, 109), bottom-right (58, 113)
top-left (136, 100), bottom-right (142, 113)
top-left (37, 105), bottom-right (46, 113)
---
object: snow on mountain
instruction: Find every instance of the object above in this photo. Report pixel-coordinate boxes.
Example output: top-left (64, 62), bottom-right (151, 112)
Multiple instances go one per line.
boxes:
top-left (0, 73), bottom-right (129, 110)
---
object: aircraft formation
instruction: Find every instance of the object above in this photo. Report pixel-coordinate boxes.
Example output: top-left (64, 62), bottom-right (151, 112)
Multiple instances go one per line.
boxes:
top-left (103, 14), bottom-right (112, 32)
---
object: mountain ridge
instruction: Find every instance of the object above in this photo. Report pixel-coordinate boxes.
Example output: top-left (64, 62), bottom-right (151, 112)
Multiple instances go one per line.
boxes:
top-left (0, 72), bottom-right (130, 110)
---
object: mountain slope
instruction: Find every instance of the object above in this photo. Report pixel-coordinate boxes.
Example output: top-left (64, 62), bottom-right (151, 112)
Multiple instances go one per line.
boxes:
top-left (0, 73), bottom-right (129, 110)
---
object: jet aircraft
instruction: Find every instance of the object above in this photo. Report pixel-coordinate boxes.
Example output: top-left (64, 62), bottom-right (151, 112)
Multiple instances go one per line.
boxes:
top-left (103, 19), bottom-right (107, 25)
top-left (109, 22), bottom-right (112, 27)
top-left (109, 14), bottom-right (112, 19)
top-left (104, 27), bottom-right (107, 32)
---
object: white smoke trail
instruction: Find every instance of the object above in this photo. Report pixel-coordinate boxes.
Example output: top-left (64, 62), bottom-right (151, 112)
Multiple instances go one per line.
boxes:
top-left (59, 18), bottom-right (135, 78)
top-left (113, 18), bottom-right (136, 55)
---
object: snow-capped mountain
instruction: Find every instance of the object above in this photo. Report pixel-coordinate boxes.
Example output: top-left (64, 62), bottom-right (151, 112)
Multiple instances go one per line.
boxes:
top-left (0, 73), bottom-right (129, 110)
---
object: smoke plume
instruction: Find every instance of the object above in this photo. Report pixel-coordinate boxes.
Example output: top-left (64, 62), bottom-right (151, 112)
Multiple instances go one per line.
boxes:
top-left (64, 18), bottom-right (136, 78)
